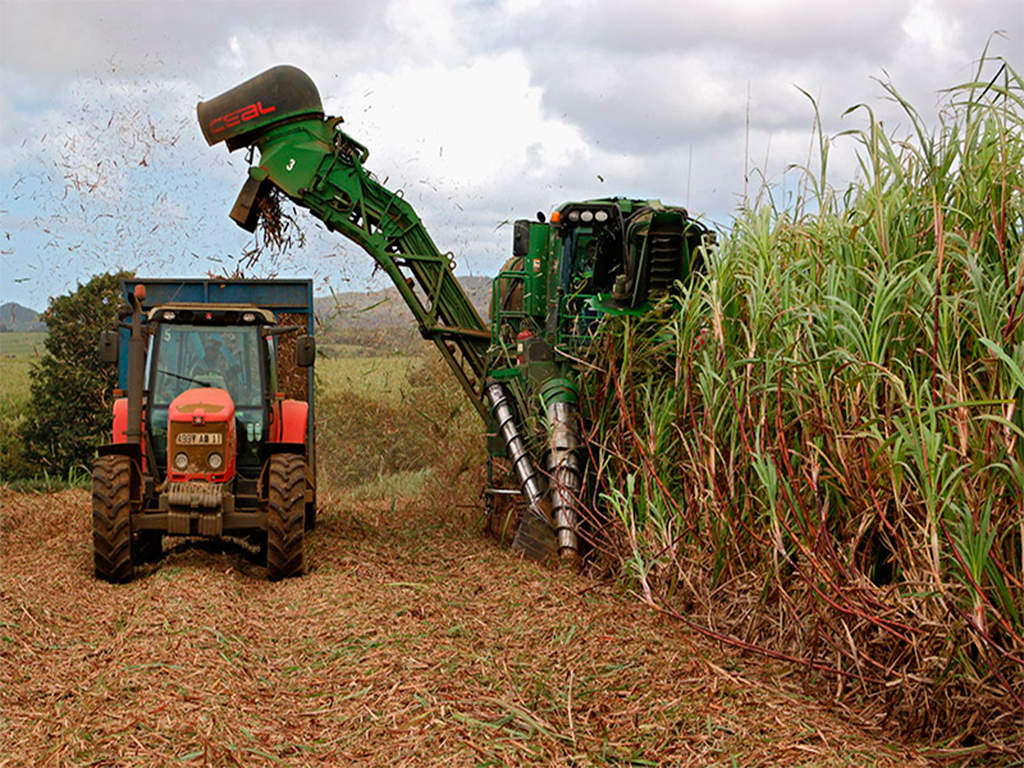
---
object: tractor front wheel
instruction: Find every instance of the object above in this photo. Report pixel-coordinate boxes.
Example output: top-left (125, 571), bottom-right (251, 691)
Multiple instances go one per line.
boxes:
top-left (92, 454), bottom-right (135, 583)
top-left (266, 453), bottom-right (305, 581)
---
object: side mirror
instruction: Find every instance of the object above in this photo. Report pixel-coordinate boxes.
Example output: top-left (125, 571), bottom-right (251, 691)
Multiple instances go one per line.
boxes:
top-left (512, 219), bottom-right (532, 258)
top-left (296, 335), bottom-right (315, 367)
top-left (99, 330), bottom-right (120, 364)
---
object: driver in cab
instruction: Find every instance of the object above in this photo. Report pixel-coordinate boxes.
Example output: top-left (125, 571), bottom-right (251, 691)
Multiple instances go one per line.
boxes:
top-left (192, 336), bottom-right (235, 391)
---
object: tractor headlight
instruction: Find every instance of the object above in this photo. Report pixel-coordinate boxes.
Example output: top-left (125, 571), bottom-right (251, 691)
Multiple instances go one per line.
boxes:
top-left (173, 452), bottom-right (189, 471)
top-left (580, 210), bottom-right (594, 223)
top-left (595, 210), bottom-right (609, 223)
top-left (207, 452), bottom-right (224, 471)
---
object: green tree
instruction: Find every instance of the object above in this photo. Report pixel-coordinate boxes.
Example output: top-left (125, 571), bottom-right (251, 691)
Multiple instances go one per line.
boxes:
top-left (19, 271), bottom-right (132, 478)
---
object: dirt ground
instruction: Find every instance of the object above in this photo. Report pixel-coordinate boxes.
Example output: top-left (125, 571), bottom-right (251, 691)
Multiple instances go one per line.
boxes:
top-left (2, 487), bottom-right (935, 767)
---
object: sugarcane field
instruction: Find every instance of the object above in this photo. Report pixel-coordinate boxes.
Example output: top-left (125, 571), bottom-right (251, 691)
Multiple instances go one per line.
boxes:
top-left (1, 3), bottom-right (1022, 766)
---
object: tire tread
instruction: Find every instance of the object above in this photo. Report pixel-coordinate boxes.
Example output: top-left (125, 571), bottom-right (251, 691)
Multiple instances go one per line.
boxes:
top-left (266, 453), bottom-right (305, 580)
top-left (92, 454), bottom-right (134, 583)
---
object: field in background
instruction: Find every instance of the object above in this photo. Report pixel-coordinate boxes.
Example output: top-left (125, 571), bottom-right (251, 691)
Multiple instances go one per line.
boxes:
top-left (0, 331), bottom-right (47, 357)
top-left (0, 331), bottom-right (45, 415)
top-left (1, 331), bottom-right (47, 482)
top-left (317, 343), bottom-right (424, 404)
top-left (315, 344), bottom-right (480, 499)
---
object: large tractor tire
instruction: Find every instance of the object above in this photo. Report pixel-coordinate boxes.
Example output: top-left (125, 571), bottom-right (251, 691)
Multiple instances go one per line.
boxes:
top-left (266, 453), bottom-right (305, 581)
top-left (92, 454), bottom-right (135, 583)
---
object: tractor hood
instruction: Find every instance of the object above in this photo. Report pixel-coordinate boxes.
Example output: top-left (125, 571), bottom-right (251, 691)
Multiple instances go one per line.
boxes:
top-left (169, 387), bottom-right (235, 425)
top-left (167, 387), bottom-right (237, 482)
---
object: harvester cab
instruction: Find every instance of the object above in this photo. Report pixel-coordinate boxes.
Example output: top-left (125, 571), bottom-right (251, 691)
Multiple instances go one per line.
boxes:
top-left (195, 65), bottom-right (714, 567)
top-left (93, 279), bottom-right (317, 583)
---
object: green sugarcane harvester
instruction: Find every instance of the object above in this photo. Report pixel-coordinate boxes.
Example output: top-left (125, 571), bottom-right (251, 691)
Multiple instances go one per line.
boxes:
top-left (198, 66), bottom-right (713, 563)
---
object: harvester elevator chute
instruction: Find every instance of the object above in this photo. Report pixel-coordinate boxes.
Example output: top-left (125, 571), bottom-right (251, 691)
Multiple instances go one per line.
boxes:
top-left (198, 66), bottom-right (713, 565)
top-left (198, 66), bottom-right (575, 561)
top-left (198, 65), bottom-right (492, 423)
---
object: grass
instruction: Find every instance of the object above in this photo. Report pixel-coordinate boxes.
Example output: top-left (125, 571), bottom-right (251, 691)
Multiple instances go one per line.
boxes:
top-left (315, 349), bottom-right (425, 405)
top-left (0, 330), bottom-right (48, 357)
top-left (315, 350), bottom-right (479, 495)
top-left (0, 331), bottom-right (45, 416)
top-left (579, 53), bottom-right (1023, 758)
top-left (344, 467), bottom-right (434, 500)
top-left (2, 465), bottom-right (92, 492)
top-left (1, 485), bottom-right (933, 766)
top-left (0, 331), bottom-right (46, 484)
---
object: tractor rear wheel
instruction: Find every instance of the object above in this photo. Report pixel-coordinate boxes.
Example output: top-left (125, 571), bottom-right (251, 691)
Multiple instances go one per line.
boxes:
top-left (92, 454), bottom-right (134, 583)
top-left (266, 453), bottom-right (305, 581)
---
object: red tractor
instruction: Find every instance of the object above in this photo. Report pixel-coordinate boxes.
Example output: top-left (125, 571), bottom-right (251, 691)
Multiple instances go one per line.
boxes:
top-left (94, 279), bottom-right (316, 582)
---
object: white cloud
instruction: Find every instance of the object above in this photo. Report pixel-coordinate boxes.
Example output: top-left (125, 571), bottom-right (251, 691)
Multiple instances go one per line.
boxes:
top-left (342, 54), bottom-right (589, 189)
top-left (1, 0), bottom-right (1021, 308)
top-left (383, 0), bottom-right (461, 56)
top-left (903, 0), bottom-right (964, 62)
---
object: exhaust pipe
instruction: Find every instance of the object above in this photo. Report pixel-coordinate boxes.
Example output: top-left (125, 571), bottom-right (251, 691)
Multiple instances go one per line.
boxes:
top-left (126, 285), bottom-right (147, 447)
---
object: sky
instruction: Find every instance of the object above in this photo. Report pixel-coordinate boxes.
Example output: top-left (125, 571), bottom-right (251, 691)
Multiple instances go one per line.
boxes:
top-left (1, 0), bottom-right (1021, 311)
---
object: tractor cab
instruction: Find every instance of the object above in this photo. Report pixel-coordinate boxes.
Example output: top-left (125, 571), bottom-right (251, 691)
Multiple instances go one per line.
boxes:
top-left (146, 304), bottom-right (277, 478)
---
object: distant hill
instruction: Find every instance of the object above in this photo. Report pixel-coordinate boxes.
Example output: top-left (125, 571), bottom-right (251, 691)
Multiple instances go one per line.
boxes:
top-left (0, 276), bottom-right (494, 346)
top-left (314, 275), bottom-right (493, 352)
top-left (0, 302), bottom-right (46, 333)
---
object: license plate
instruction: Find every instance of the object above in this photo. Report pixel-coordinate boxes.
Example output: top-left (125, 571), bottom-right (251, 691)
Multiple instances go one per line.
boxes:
top-left (176, 432), bottom-right (222, 445)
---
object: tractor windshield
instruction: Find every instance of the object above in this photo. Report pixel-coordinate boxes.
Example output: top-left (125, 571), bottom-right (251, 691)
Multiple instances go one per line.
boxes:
top-left (151, 324), bottom-right (262, 408)
top-left (147, 323), bottom-right (267, 476)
